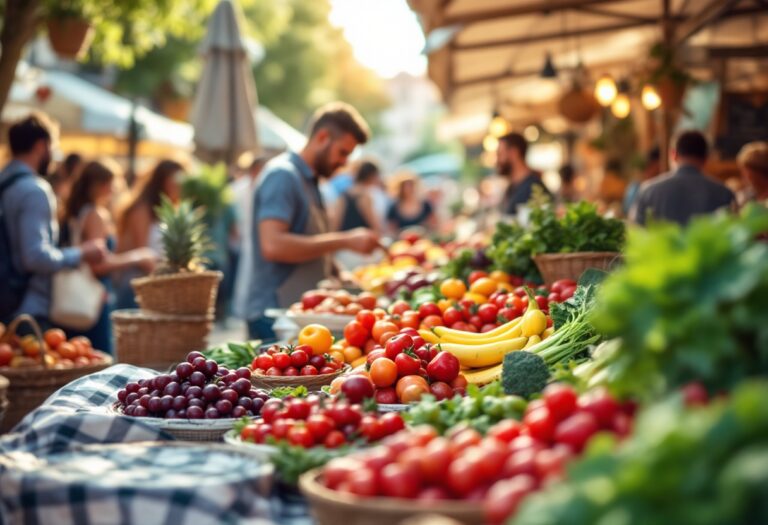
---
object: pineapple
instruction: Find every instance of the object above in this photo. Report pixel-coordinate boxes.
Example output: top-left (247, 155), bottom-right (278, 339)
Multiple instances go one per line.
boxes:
top-left (154, 196), bottom-right (211, 274)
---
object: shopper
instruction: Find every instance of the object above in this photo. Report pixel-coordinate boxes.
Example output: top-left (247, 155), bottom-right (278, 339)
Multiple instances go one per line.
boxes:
top-left (0, 113), bottom-right (106, 325)
top-left (630, 131), bottom-right (735, 226)
top-left (737, 141), bottom-right (768, 205)
top-left (386, 172), bottom-right (435, 233)
top-left (496, 131), bottom-right (551, 215)
top-left (332, 160), bottom-right (383, 234)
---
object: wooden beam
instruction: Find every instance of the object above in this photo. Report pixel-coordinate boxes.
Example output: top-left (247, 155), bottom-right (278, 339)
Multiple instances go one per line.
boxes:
top-left (574, 5), bottom-right (657, 24)
top-left (707, 45), bottom-right (768, 59)
top-left (442, 0), bottom-right (637, 26)
top-left (674, 0), bottom-right (741, 45)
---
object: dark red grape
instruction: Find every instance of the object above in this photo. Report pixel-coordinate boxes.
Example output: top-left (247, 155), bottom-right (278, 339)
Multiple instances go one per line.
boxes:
top-left (164, 409), bottom-right (177, 419)
top-left (237, 397), bottom-right (253, 410)
top-left (139, 395), bottom-right (151, 408)
top-left (180, 383), bottom-right (190, 394)
top-left (221, 389), bottom-right (239, 404)
top-left (202, 384), bottom-right (221, 401)
top-left (232, 378), bottom-right (252, 395)
top-left (159, 395), bottom-right (173, 412)
top-left (235, 367), bottom-right (251, 379)
top-left (176, 362), bottom-right (194, 379)
top-left (188, 398), bottom-right (205, 409)
top-left (204, 407), bottom-right (220, 419)
top-left (203, 359), bottom-right (218, 376)
top-left (137, 387), bottom-right (149, 397)
top-left (149, 389), bottom-right (161, 398)
top-left (134, 406), bottom-right (148, 417)
top-left (189, 372), bottom-right (206, 386)
top-left (125, 393), bottom-right (139, 405)
top-left (223, 373), bottom-right (238, 385)
top-left (186, 351), bottom-right (204, 363)
top-left (186, 385), bottom-right (203, 399)
top-left (124, 405), bottom-right (135, 416)
top-left (117, 389), bottom-right (127, 402)
top-left (148, 397), bottom-right (161, 413)
top-left (172, 396), bottom-right (187, 411)
top-left (155, 375), bottom-right (172, 390)
top-left (232, 406), bottom-right (247, 418)
top-left (163, 382), bottom-right (181, 397)
top-left (169, 373), bottom-right (179, 383)
top-left (187, 406), bottom-right (204, 419)
top-left (125, 382), bottom-right (140, 393)
top-left (176, 409), bottom-right (186, 418)
top-left (215, 399), bottom-right (233, 415)
top-left (192, 356), bottom-right (207, 371)
top-left (251, 398), bottom-right (264, 414)
top-left (137, 379), bottom-right (148, 388)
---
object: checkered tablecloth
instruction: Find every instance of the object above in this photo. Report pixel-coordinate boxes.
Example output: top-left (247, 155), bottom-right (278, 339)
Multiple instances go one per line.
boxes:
top-left (0, 365), bottom-right (313, 525)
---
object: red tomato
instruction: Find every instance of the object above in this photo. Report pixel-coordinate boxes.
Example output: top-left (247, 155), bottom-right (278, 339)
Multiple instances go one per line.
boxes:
top-left (560, 286), bottom-right (577, 299)
top-left (429, 381), bottom-right (454, 400)
top-left (323, 430), bottom-right (346, 448)
top-left (499, 307), bottom-right (521, 322)
top-left (547, 292), bottom-right (561, 304)
top-left (610, 412), bottom-right (633, 437)
top-left (418, 487), bottom-right (451, 501)
top-left (340, 376), bottom-right (375, 403)
top-left (418, 302), bottom-right (441, 319)
top-left (319, 366), bottom-right (336, 374)
top-left (577, 388), bottom-right (621, 428)
top-left (379, 412), bottom-right (405, 436)
top-left (534, 444), bottom-right (572, 481)
top-left (283, 366), bottom-right (299, 376)
top-left (682, 382), bottom-right (709, 407)
top-left (477, 303), bottom-right (499, 323)
top-left (306, 414), bottom-right (334, 442)
top-left (273, 352), bottom-right (291, 369)
top-left (523, 406), bottom-right (556, 443)
top-left (421, 315), bottom-right (444, 329)
top-left (285, 399), bottom-right (311, 421)
top-left (468, 270), bottom-right (488, 284)
top-left (300, 365), bottom-right (319, 376)
top-left (554, 412), bottom-right (600, 452)
top-left (374, 387), bottom-right (398, 405)
top-left (323, 457), bottom-right (360, 488)
top-left (390, 300), bottom-right (411, 316)
top-left (419, 437), bottom-right (453, 483)
top-left (271, 418), bottom-right (295, 439)
top-left (265, 366), bottom-right (282, 376)
top-left (384, 334), bottom-right (413, 360)
top-left (356, 309), bottom-right (376, 331)
top-left (344, 320), bottom-right (370, 348)
top-left (502, 448), bottom-right (538, 479)
top-left (260, 399), bottom-right (282, 423)
top-left (395, 352), bottom-right (421, 377)
top-left (254, 354), bottom-right (274, 370)
top-left (400, 311), bottom-right (421, 330)
top-left (484, 475), bottom-right (537, 524)
top-left (493, 293), bottom-right (509, 309)
top-left (447, 455), bottom-right (484, 496)
top-left (309, 354), bottom-right (326, 369)
top-left (366, 349), bottom-right (386, 366)
top-left (372, 321), bottom-right (399, 343)
top-left (479, 324), bottom-right (496, 333)
top-left (287, 426), bottom-right (314, 447)
top-left (357, 292), bottom-right (377, 310)
top-left (346, 467), bottom-right (378, 497)
top-left (240, 424), bottom-right (260, 442)
top-left (289, 349), bottom-right (309, 368)
top-left (468, 315), bottom-right (484, 329)
top-left (410, 335), bottom-right (426, 350)
top-left (363, 445), bottom-right (396, 471)
top-left (380, 463), bottom-right (421, 499)
top-left (360, 415), bottom-right (385, 442)
top-left (441, 307), bottom-right (462, 326)
top-left (426, 351), bottom-right (460, 383)
top-left (535, 295), bottom-right (549, 310)
top-left (488, 419), bottom-right (522, 443)
top-left (450, 427), bottom-right (482, 453)
top-left (542, 383), bottom-right (578, 421)
top-left (464, 440), bottom-right (507, 480)
top-left (451, 374), bottom-right (468, 389)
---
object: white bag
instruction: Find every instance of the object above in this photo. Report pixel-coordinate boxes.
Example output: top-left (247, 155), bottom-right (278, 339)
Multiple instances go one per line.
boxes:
top-left (50, 265), bottom-right (105, 330)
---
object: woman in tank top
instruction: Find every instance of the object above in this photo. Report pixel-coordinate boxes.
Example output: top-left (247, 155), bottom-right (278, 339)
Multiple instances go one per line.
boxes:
top-left (331, 160), bottom-right (383, 234)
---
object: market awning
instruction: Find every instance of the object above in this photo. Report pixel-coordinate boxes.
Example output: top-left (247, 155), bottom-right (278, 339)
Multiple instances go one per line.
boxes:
top-left (408, 0), bottom-right (768, 138)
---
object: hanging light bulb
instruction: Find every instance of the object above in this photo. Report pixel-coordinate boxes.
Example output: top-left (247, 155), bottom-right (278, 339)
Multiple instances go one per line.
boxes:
top-left (483, 134), bottom-right (499, 153)
top-left (611, 93), bottom-right (631, 118)
top-left (540, 52), bottom-right (558, 79)
top-left (594, 74), bottom-right (617, 106)
top-left (488, 111), bottom-right (508, 137)
top-left (641, 84), bottom-right (662, 110)
top-left (523, 125), bottom-right (540, 143)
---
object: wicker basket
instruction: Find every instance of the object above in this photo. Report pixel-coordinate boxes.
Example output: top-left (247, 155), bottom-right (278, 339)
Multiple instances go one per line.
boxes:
top-left (250, 365), bottom-right (350, 391)
top-left (533, 251), bottom-right (622, 285)
top-left (299, 469), bottom-right (484, 525)
top-left (131, 271), bottom-right (222, 316)
top-left (111, 310), bottom-right (213, 370)
top-left (109, 403), bottom-right (238, 441)
top-left (0, 315), bottom-right (113, 433)
top-left (0, 374), bottom-right (8, 430)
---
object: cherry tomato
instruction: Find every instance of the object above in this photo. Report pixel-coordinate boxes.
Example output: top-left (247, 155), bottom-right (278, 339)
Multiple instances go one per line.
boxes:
top-left (577, 388), bottom-right (621, 428)
top-left (682, 382), bottom-right (709, 407)
top-left (346, 467), bottom-right (378, 497)
top-left (378, 412), bottom-right (405, 435)
top-left (261, 399), bottom-right (282, 423)
top-left (542, 383), bottom-right (578, 421)
top-left (375, 387), bottom-right (398, 405)
top-left (323, 430), bottom-right (346, 448)
top-left (300, 365), bottom-right (319, 376)
top-left (488, 419), bottom-right (522, 443)
top-left (366, 348), bottom-right (386, 367)
top-left (418, 302), bottom-right (441, 319)
top-left (451, 374), bottom-right (468, 389)
top-left (287, 425), bottom-right (314, 447)
top-left (344, 320), bottom-right (370, 348)
top-left (0, 343), bottom-right (13, 367)
top-left (395, 352), bottom-right (421, 377)
top-left (468, 315), bottom-right (484, 329)
top-left (547, 292), bottom-right (561, 304)
top-left (380, 463), bottom-right (421, 498)
top-left (385, 334), bottom-right (413, 360)
top-left (319, 366), bottom-right (336, 374)
top-left (560, 286), bottom-right (577, 299)
top-left (389, 300), bottom-right (411, 316)
top-left (554, 412), bottom-right (599, 452)
top-left (429, 381), bottom-right (454, 400)
top-left (340, 376), bottom-right (375, 403)
top-left (417, 437), bottom-right (453, 483)
top-left (356, 309), bottom-right (376, 331)
top-left (240, 424), bottom-right (260, 442)
top-left (442, 307), bottom-right (463, 326)
top-left (395, 375), bottom-right (428, 399)
top-left (271, 418), bottom-right (295, 440)
top-left (372, 321), bottom-right (399, 343)
top-left (273, 352), bottom-right (291, 369)
top-left (447, 454), bottom-right (484, 496)
top-left (400, 311), bottom-right (421, 330)
top-left (305, 414), bottom-right (334, 442)
top-left (309, 354), bottom-right (327, 369)
top-left (357, 292), bottom-right (377, 310)
top-left (265, 366), bottom-right (282, 376)
top-left (468, 270), bottom-right (488, 284)
top-left (535, 295), bottom-right (549, 310)
top-left (254, 354), bottom-right (274, 370)
top-left (484, 475), bottom-right (536, 524)
top-left (534, 444), bottom-right (572, 481)
top-left (359, 415), bottom-right (385, 442)
top-left (283, 366), bottom-right (299, 376)
top-left (502, 448), bottom-right (538, 479)
top-left (477, 303), bottom-right (499, 324)
top-left (369, 358), bottom-right (398, 388)
top-left (523, 406), bottom-right (556, 442)
top-left (322, 457), bottom-right (359, 488)
top-left (421, 315), bottom-right (444, 329)
top-left (400, 383), bottom-right (428, 403)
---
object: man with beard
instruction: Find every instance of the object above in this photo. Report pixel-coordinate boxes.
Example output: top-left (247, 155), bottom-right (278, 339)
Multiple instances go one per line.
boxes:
top-left (241, 102), bottom-right (380, 341)
top-left (0, 113), bottom-right (106, 325)
top-left (496, 132), bottom-right (551, 216)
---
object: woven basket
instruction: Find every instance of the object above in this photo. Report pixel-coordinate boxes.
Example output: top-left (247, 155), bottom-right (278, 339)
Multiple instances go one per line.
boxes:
top-left (0, 375), bottom-right (8, 430)
top-left (533, 251), bottom-right (622, 285)
top-left (250, 365), bottom-right (350, 391)
top-left (0, 315), bottom-right (113, 433)
top-left (131, 270), bottom-right (222, 316)
top-left (299, 469), bottom-right (484, 525)
top-left (109, 403), bottom-right (238, 441)
top-left (111, 310), bottom-right (213, 370)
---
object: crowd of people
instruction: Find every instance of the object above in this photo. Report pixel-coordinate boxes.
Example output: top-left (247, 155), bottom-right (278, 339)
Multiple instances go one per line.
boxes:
top-left (2, 103), bottom-right (767, 353)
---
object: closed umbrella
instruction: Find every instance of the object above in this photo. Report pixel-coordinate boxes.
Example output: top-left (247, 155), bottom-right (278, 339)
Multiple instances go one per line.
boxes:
top-left (191, 0), bottom-right (258, 163)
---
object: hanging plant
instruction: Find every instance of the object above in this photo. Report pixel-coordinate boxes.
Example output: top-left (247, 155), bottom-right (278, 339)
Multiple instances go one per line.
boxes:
top-left (644, 42), bottom-right (693, 109)
top-left (45, 0), bottom-right (94, 60)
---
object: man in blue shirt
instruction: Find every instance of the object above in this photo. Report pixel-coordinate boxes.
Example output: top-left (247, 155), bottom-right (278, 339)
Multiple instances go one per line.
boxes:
top-left (239, 102), bottom-right (380, 341)
top-left (496, 132), bottom-right (551, 216)
top-left (0, 113), bottom-right (106, 325)
top-left (631, 131), bottom-right (735, 226)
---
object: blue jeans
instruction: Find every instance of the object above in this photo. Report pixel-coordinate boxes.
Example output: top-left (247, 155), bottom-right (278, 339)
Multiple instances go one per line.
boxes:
top-left (247, 317), bottom-right (276, 343)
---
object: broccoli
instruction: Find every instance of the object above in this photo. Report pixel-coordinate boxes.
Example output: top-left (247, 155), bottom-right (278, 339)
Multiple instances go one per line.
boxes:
top-left (501, 351), bottom-right (550, 398)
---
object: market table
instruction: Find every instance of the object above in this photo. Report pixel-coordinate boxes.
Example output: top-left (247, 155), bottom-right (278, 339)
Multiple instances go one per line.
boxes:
top-left (0, 365), bottom-right (313, 525)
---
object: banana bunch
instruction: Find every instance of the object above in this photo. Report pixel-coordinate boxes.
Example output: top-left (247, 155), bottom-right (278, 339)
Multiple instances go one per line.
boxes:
top-left (420, 301), bottom-right (553, 386)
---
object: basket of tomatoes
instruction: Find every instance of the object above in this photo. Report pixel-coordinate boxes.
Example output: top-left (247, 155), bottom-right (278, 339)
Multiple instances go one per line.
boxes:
top-left (250, 343), bottom-right (350, 391)
top-left (0, 315), bottom-right (113, 432)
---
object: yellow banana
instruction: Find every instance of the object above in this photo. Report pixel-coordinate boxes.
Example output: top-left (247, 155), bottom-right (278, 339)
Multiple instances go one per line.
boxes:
top-left (463, 363), bottom-right (503, 385)
top-left (418, 330), bottom-right (441, 344)
top-left (435, 324), bottom-right (523, 345)
top-left (433, 317), bottom-right (522, 341)
top-left (542, 327), bottom-right (554, 340)
top-left (440, 337), bottom-right (528, 368)
top-left (523, 335), bottom-right (541, 349)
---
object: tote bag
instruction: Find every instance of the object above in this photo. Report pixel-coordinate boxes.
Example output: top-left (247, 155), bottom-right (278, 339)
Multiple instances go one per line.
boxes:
top-left (50, 265), bottom-right (105, 330)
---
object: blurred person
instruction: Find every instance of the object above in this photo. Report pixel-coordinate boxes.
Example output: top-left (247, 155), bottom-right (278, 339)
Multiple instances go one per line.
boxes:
top-left (737, 141), bottom-right (768, 205)
top-left (557, 164), bottom-right (580, 204)
top-left (496, 131), bottom-right (551, 215)
top-left (0, 113), bottom-right (106, 326)
top-left (623, 147), bottom-right (661, 215)
top-left (114, 159), bottom-right (184, 309)
top-left (331, 160), bottom-right (383, 234)
top-left (238, 102), bottom-right (380, 341)
top-left (386, 172), bottom-right (436, 233)
top-left (630, 131), bottom-right (735, 226)
top-left (64, 159), bottom-right (156, 353)
top-left (47, 152), bottom-right (83, 246)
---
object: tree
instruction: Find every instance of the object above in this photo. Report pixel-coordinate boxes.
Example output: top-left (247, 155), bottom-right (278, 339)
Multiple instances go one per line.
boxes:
top-left (0, 0), bottom-right (219, 121)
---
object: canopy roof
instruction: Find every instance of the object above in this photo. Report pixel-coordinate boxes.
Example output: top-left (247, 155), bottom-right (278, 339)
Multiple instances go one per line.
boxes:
top-left (409, 0), bottom-right (768, 138)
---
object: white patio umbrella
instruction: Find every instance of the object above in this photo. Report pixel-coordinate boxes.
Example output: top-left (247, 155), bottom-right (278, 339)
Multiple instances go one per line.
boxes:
top-left (190, 0), bottom-right (259, 163)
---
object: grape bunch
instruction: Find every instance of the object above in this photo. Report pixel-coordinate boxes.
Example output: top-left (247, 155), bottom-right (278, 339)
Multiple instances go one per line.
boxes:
top-left (117, 351), bottom-right (270, 419)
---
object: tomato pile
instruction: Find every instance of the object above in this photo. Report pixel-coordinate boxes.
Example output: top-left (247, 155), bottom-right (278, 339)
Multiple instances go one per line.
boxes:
top-left (251, 344), bottom-right (344, 377)
top-left (291, 289), bottom-right (378, 316)
top-left (320, 383), bottom-right (631, 523)
top-left (331, 327), bottom-right (466, 405)
top-left (0, 327), bottom-right (106, 368)
top-left (239, 395), bottom-right (406, 448)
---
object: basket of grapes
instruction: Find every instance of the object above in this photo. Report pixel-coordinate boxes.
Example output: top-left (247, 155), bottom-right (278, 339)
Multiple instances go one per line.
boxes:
top-left (111, 351), bottom-right (270, 441)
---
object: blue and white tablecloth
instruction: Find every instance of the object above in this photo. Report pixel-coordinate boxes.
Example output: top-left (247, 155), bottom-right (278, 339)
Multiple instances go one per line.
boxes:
top-left (0, 365), bottom-right (312, 525)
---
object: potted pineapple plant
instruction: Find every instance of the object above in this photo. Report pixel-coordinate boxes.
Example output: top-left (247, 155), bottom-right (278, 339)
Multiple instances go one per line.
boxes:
top-left (130, 197), bottom-right (223, 316)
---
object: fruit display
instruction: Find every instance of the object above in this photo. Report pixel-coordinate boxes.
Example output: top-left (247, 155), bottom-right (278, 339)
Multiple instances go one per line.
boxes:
top-left (238, 395), bottom-right (406, 447)
top-left (0, 327), bottom-right (108, 369)
top-left (316, 383), bottom-right (631, 524)
top-left (116, 352), bottom-right (267, 419)
top-left (290, 289), bottom-right (378, 316)
top-left (251, 343), bottom-right (345, 377)
top-left (329, 327), bottom-right (467, 405)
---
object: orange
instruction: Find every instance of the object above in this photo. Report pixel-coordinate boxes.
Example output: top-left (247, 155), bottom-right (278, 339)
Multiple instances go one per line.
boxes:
top-left (342, 346), bottom-right (362, 363)
top-left (437, 299), bottom-right (454, 313)
top-left (369, 357), bottom-right (398, 388)
top-left (372, 321), bottom-right (399, 343)
top-left (463, 292), bottom-right (488, 305)
top-left (396, 375), bottom-right (428, 399)
top-left (298, 324), bottom-right (334, 355)
top-left (469, 277), bottom-right (498, 297)
top-left (489, 270), bottom-right (512, 284)
top-left (44, 328), bottom-right (66, 349)
top-left (440, 278), bottom-right (467, 300)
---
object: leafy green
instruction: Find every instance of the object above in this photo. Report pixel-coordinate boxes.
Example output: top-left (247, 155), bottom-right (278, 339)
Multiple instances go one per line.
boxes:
top-left (404, 382), bottom-right (528, 434)
top-left (269, 441), bottom-right (353, 485)
top-left (590, 205), bottom-right (768, 399)
top-left (269, 385), bottom-right (309, 399)
top-left (202, 341), bottom-right (260, 370)
top-left (511, 380), bottom-right (768, 525)
top-left (441, 249), bottom-right (474, 280)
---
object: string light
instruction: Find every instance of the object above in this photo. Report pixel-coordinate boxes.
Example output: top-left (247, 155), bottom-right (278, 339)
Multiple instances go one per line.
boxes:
top-left (641, 84), bottom-right (662, 110)
top-left (488, 113), bottom-right (508, 137)
top-left (523, 125), bottom-right (540, 142)
top-left (483, 134), bottom-right (499, 152)
top-left (594, 74), bottom-right (617, 106)
top-left (611, 93), bottom-right (631, 118)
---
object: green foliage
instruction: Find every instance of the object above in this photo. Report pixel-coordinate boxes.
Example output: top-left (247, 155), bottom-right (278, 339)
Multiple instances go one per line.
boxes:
top-left (511, 380), bottom-right (768, 525)
top-left (181, 163), bottom-right (232, 221)
top-left (590, 205), bottom-right (768, 400)
top-left (404, 382), bottom-right (528, 435)
top-left (269, 385), bottom-right (309, 400)
top-left (201, 341), bottom-right (259, 370)
top-left (441, 249), bottom-right (474, 280)
top-left (155, 196), bottom-right (211, 273)
top-left (269, 441), bottom-right (351, 485)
